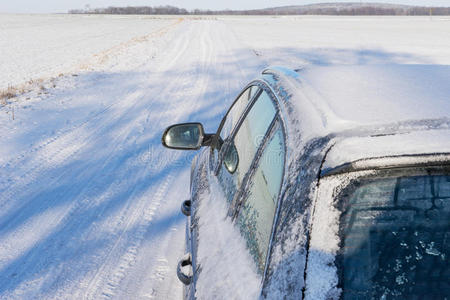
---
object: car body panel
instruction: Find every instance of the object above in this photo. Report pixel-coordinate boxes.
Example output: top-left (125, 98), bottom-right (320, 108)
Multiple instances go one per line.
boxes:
top-left (178, 65), bottom-right (450, 299)
top-left (322, 129), bottom-right (450, 174)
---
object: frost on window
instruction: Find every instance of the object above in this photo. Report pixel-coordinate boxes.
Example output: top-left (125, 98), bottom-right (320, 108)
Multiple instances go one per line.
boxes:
top-left (337, 174), bottom-right (450, 299)
top-left (237, 128), bottom-right (285, 274)
top-left (217, 90), bottom-right (276, 204)
top-left (219, 85), bottom-right (259, 142)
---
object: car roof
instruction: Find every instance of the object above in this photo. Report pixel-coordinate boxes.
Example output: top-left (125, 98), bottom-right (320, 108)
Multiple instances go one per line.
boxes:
top-left (260, 65), bottom-right (450, 171)
top-left (262, 65), bottom-right (450, 134)
top-left (322, 129), bottom-right (450, 175)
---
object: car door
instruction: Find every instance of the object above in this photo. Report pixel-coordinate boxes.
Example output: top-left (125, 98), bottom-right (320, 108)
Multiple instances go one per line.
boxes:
top-left (185, 84), bottom-right (261, 299)
top-left (209, 84), bottom-right (259, 172)
top-left (192, 83), bottom-right (285, 299)
top-left (232, 122), bottom-right (285, 276)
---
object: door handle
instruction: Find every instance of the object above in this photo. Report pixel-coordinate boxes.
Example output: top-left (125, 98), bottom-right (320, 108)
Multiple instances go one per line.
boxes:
top-left (177, 253), bottom-right (193, 285)
top-left (181, 199), bottom-right (191, 216)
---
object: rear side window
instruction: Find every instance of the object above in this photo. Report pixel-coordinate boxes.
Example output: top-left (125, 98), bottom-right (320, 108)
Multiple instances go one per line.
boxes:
top-left (237, 126), bottom-right (285, 273)
top-left (218, 90), bottom-right (277, 204)
top-left (337, 174), bottom-right (450, 299)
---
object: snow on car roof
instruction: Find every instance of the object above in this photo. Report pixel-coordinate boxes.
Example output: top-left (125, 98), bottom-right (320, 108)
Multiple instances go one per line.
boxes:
top-left (262, 65), bottom-right (450, 168)
top-left (322, 129), bottom-right (450, 174)
top-left (297, 64), bottom-right (450, 126)
top-left (267, 64), bottom-right (450, 133)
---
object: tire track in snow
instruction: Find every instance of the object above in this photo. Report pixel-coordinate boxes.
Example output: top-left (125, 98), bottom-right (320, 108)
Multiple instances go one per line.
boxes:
top-left (0, 19), bottom-right (187, 196)
top-left (85, 21), bottom-right (224, 300)
top-left (0, 18), bottom-right (264, 299)
top-left (84, 174), bottom-right (174, 300)
top-left (79, 18), bottom-right (184, 70)
top-left (0, 22), bottom-right (194, 292)
top-left (0, 89), bottom-right (155, 296)
top-left (0, 17), bottom-right (190, 226)
top-left (71, 21), bottom-right (212, 299)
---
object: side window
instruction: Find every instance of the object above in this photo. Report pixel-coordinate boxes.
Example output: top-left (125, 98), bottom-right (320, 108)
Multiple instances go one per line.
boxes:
top-left (211, 85), bottom-right (259, 170)
top-left (218, 90), bottom-right (277, 205)
top-left (219, 85), bottom-right (259, 144)
top-left (237, 126), bottom-right (285, 273)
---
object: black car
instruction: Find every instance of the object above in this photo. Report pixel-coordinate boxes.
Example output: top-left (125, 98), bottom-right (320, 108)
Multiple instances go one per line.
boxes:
top-left (162, 65), bottom-right (450, 299)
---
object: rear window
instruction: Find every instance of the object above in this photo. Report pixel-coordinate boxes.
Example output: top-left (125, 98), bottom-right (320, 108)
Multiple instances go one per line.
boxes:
top-left (337, 174), bottom-right (450, 299)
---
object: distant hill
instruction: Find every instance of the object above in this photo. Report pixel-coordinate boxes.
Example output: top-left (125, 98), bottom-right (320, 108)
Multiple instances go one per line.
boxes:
top-left (69, 2), bottom-right (450, 15)
top-left (245, 2), bottom-right (449, 15)
top-left (269, 2), bottom-right (412, 10)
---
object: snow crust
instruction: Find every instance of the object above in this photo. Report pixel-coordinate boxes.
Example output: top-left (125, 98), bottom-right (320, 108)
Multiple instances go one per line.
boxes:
top-left (305, 171), bottom-right (374, 300)
top-left (276, 64), bottom-right (450, 145)
top-left (298, 65), bottom-right (450, 126)
top-left (263, 212), bottom-right (308, 298)
top-left (195, 165), bottom-right (261, 299)
top-left (325, 129), bottom-right (450, 170)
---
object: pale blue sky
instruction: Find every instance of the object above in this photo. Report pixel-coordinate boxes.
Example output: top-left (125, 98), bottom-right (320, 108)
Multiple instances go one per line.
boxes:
top-left (1, 0), bottom-right (449, 13)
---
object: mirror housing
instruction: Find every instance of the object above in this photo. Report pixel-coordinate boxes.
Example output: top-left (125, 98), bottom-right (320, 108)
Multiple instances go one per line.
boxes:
top-left (162, 122), bottom-right (213, 150)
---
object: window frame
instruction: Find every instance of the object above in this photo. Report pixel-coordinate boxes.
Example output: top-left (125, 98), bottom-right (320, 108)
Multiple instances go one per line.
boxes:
top-left (230, 117), bottom-right (284, 219)
top-left (209, 84), bottom-right (261, 173)
top-left (211, 84), bottom-right (261, 149)
top-left (214, 80), bottom-right (287, 283)
top-left (232, 118), bottom-right (287, 276)
top-left (213, 81), bottom-right (280, 176)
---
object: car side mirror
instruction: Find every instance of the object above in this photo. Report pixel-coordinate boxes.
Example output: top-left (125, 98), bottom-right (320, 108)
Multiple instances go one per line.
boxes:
top-left (223, 142), bottom-right (239, 173)
top-left (162, 122), bottom-right (213, 150)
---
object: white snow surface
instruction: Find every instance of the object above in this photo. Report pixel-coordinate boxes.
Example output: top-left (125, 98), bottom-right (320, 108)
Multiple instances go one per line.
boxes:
top-left (304, 173), bottom-right (371, 300)
top-left (1, 15), bottom-right (449, 299)
top-left (0, 14), bottom-right (177, 90)
top-left (274, 64), bottom-right (450, 148)
top-left (195, 164), bottom-right (261, 300)
top-left (297, 65), bottom-right (450, 125)
top-left (324, 129), bottom-right (450, 170)
top-left (225, 16), bottom-right (450, 66)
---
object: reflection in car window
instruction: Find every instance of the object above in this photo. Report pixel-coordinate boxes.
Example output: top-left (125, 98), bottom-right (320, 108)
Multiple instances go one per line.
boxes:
top-left (218, 90), bottom-right (277, 204)
top-left (164, 124), bottom-right (200, 148)
top-left (237, 127), bottom-right (285, 274)
top-left (219, 85), bottom-right (259, 143)
top-left (337, 174), bottom-right (450, 299)
top-left (212, 86), bottom-right (259, 170)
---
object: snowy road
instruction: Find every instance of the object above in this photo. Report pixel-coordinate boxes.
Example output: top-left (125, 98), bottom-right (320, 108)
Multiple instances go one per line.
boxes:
top-left (0, 17), bottom-right (263, 299)
top-left (0, 15), bottom-right (449, 299)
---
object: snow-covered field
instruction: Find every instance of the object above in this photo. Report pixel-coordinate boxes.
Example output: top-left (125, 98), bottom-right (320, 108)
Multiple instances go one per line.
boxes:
top-left (0, 14), bottom-right (449, 299)
top-left (0, 14), bottom-right (178, 90)
top-left (225, 16), bottom-right (450, 66)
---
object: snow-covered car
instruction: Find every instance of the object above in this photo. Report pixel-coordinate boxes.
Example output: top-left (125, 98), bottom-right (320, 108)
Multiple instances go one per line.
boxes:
top-left (162, 65), bottom-right (450, 299)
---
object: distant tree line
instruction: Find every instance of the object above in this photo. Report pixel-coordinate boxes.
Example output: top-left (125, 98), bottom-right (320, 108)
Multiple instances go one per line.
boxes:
top-left (68, 4), bottom-right (450, 16)
top-left (68, 5), bottom-right (188, 15)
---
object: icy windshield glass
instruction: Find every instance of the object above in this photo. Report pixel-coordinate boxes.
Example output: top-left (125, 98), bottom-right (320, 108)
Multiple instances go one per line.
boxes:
top-left (337, 173), bottom-right (450, 299)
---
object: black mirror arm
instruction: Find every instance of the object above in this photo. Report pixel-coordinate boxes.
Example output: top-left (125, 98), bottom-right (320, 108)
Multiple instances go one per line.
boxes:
top-left (202, 133), bottom-right (215, 147)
